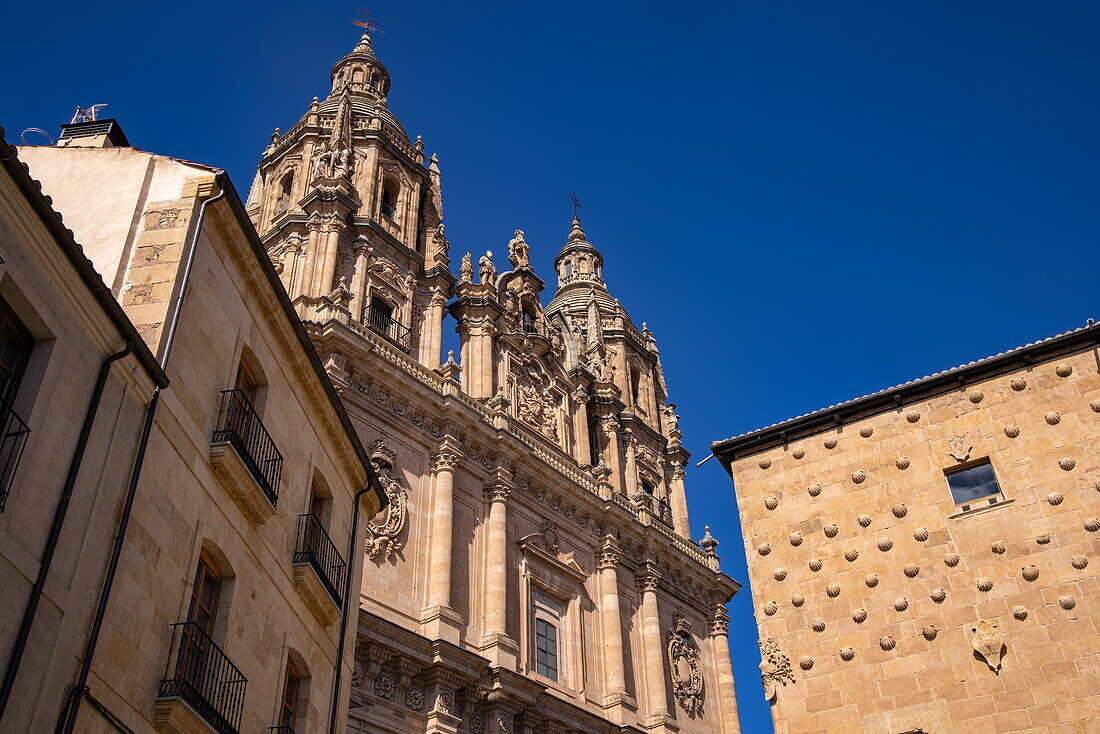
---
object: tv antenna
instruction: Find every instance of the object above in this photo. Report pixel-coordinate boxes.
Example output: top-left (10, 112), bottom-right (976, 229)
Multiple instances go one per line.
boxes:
top-left (20, 128), bottom-right (54, 146)
top-left (352, 9), bottom-right (383, 34)
top-left (569, 192), bottom-right (582, 215)
top-left (71, 104), bottom-right (108, 124)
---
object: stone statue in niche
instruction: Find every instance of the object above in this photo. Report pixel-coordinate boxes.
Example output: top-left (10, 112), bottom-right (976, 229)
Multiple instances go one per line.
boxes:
top-left (365, 438), bottom-right (408, 561)
top-left (459, 252), bottom-right (473, 284)
top-left (479, 251), bottom-right (496, 284)
top-left (759, 636), bottom-right (794, 703)
top-left (507, 229), bottom-right (530, 268)
top-left (596, 349), bottom-right (617, 384)
top-left (971, 619), bottom-right (1006, 673)
top-left (668, 615), bottom-right (704, 716)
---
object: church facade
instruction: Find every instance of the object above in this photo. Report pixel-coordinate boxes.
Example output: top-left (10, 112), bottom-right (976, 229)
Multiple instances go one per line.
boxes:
top-left (243, 32), bottom-right (743, 734)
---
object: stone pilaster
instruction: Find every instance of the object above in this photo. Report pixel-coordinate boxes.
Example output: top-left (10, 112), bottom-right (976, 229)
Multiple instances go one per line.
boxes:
top-left (597, 535), bottom-right (635, 722)
top-left (422, 437), bottom-right (463, 643)
top-left (636, 562), bottom-right (673, 729)
top-left (571, 387), bottom-right (592, 465)
top-left (667, 462), bottom-right (691, 538)
top-left (709, 605), bottom-right (741, 733)
top-left (480, 466), bottom-right (519, 668)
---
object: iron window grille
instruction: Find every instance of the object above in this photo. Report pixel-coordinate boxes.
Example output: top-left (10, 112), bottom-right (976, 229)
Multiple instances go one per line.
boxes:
top-left (212, 389), bottom-right (283, 506)
top-left (159, 622), bottom-right (247, 734)
top-left (0, 396), bottom-right (30, 511)
top-left (294, 513), bottom-right (347, 605)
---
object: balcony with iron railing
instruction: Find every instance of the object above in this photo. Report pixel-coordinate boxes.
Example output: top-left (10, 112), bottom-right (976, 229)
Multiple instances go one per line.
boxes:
top-left (155, 622), bottom-right (246, 734)
top-left (364, 303), bottom-right (411, 352)
top-left (267, 727), bottom-right (297, 734)
top-left (0, 397), bottom-right (30, 512)
top-left (209, 389), bottom-right (283, 524)
top-left (633, 491), bottom-right (675, 529)
top-left (292, 513), bottom-right (347, 626)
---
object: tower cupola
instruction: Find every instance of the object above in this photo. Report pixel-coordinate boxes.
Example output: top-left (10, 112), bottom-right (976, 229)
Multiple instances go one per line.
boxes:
top-left (330, 32), bottom-right (392, 98)
top-left (553, 216), bottom-right (605, 289)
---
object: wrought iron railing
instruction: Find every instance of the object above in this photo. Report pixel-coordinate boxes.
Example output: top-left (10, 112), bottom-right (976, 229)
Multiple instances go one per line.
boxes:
top-left (0, 397), bottom-right (29, 512)
top-left (634, 491), bottom-right (674, 528)
top-left (212, 389), bottom-right (282, 506)
top-left (364, 303), bottom-right (411, 352)
top-left (294, 514), bottom-right (347, 605)
top-left (159, 622), bottom-right (247, 734)
top-left (267, 727), bottom-right (297, 734)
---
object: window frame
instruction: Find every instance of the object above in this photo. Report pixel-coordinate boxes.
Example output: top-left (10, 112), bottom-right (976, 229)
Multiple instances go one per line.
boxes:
top-left (279, 658), bottom-right (302, 729)
top-left (0, 296), bottom-right (35, 405)
top-left (534, 617), bottom-right (559, 682)
top-left (944, 458), bottom-right (1005, 511)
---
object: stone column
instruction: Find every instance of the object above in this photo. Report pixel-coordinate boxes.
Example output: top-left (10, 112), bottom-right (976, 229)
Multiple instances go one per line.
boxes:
top-left (297, 224), bottom-right (322, 299)
top-left (622, 430), bottom-right (639, 494)
top-left (636, 562), bottom-right (670, 724)
top-left (481, 468), bottom-right (519, 668)
top-left (598, 536), bottom-right (634, 721)
top-left (317, 222), bottom-right (344, 294)
top-left (427, 290), bottom-right (447, 367)
top-left (349, 242), bottom-right (370, 318)
top-left (571, 388), bottom-right (592, 466)
top-left (667, 463), bottom-right (691, 538)
top-left (710, 606), bottom-right (741, 733)
top-left (422, 437), bottom-right (463, 643)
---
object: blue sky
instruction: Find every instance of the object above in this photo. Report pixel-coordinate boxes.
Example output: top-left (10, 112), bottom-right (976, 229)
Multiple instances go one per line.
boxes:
top-left (5, 2), bottom-right (1099, 730)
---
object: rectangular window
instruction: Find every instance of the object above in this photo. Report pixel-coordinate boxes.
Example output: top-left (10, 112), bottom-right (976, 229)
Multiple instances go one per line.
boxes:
top-left (279, 660), bottom-right (301, 728)
top-left (535, 618), bottom-right (558, 681)
top-left (946, 460), bottom-right (1003, 510)
top-left (0, 298), bottom-right (34, 404)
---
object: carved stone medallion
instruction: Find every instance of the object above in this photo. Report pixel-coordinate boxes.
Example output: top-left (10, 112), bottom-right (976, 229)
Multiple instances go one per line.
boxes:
top-left (971, 620), bottom-right (1006, 673)
top-left (949, 434), bottom-right (972, 462)
top-left (667, 615), bottom-right (704, 716)
top-left (365, 438), bottom-right (408, 561)
top-left (759, 636), bottom-right (794, 702)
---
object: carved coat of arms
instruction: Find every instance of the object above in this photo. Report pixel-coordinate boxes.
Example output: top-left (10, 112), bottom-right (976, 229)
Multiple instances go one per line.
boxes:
top-left (971, 619), bottom-right (1006, 673)
top-left (365, 438), bottom-right (408, 561)
top-left (759, 636), bottom-right (794, 702)
top-left (949, 434), bottom-right (972, 462)
top-left (667, 615), bottom-right (704, 716)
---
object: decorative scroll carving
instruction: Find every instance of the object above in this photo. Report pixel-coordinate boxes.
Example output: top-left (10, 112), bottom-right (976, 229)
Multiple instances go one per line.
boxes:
top-left (404, 686), bottom-right (424, 711)
top-left (366, 438), bottom-right (408, 561)
top-left (759, 636), bottom-right (794, 703)
top-left (373, 670), bottom-right (395, 700)
top-left (667, 615), bottom-right (704, 716)
top-left (971, 620), bottom-right (1006, 673)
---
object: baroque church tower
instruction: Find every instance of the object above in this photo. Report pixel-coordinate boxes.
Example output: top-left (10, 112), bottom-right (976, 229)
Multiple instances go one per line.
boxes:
top-left (250, 31), bottom-right (741, 734)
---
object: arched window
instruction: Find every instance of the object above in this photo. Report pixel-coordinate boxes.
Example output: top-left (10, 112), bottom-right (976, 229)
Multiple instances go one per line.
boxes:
top-left (352, 67), bottom-right (364, 82)
top-left (276, 173), bottom-right (293, 213)
top-left (279, 659), bottom-right (303, 728)
top-left (186, 550), bottom-right (222, 634)
top-left (380, 181), bottom-right (397, 220)
top-left (522, 308), bottom-right (537, 334)
top-left (630, 366), bottom-right (642, 407)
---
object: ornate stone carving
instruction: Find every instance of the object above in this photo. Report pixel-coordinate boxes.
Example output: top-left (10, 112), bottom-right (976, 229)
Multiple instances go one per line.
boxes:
top-left (1059, 596), bottom-right (1076, 610)
top-left (839, 647), bottom-right (855, 661)
top-left (791, 593), bottom-right (805, 607)
top-left (991, 540), bottom-right (1006, 554)
top-left (430, 444), bottom-right (461, 473)
top-left (844, 549), bottom-right (859, 562)
top-left (763, 600), bottom-right (778, 616)
top-left (967, 389), bottom-right (984, 403)
top-left (437, 688), bottom-right (456, 715)
top-left (756, 542), bottom-right (771, 556)
top-left (538, 519), bottom-right (560, 553)
top-left (931, 588), bottom-right (947, 603)
top-left (1010, 376), bottom-right (1028, 391)
top-left (404, 686), bottom-right (424, 711)
top-left (792, 448), bottom-right (805, 459)
top-left (1072, 555), bottom-right (1089, 570)
top-left (879, 635), bottom-right (896, 651)
top-left (478, 251), bottom-right (496, 284)
top-left (351, 661), bottom-right (365, 689)
top-left (764, 496), bottom-right (779, 511)
top-left (459, 251), bottom-right (474, 283)
top-left (1086, 518), bottom-right (1100, 532)
top-left (825, 583), bottom-right (841, 598)
top-left (758, 636), bottom-right (793, 703)
top-left (823, 523), bottom-right (839, 538)
top-left (759, 458), bottom-right (772, 469)
top-left (922, 625), bottom-right (938, 641)
top-left (789, 531), bottom-right (803, 546)
top-left (976, 577), bottom-right (994, 592)
top-left (666, 615), bottom-right (704, 716)
top-left (507, 229), bottom-right (530, 268)
top-left (865, 574), bottom-right (879, 588)
top-left (877, 538), bottom-right (893, 552)
top-left (824, 437), bottom-right (838, 449)
top-left (1013, 606), bottom-right (1028, 620)
top-left (859, 426), bottom-right (874, 438)
top-left (366, 439), bottom-right (408, 561)
top-left (773, 568), bottom-right (787, 581)
top-left (971, 620), bottom-right (1006, 672)
top-left (852, 608), bottom-right (867, 623)
top-left (1046, 491), bottom-right (1064, 506)
top-left (894, 597), bottom-right (909, 612)
top-left (903, 564), bottom-right (920, 578)
top-left (799, 656), bottom-right (813, 670)
top-left (373, 670), bottom-right (395, 700)
top-left (496, 712), bottom-right (513, 733)
top-left (892, 503), bottom-right (908, 518)
top-left (949, 434), bottom-right (972, 462)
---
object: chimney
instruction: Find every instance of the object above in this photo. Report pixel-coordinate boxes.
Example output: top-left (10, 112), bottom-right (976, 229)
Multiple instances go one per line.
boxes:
top-left (57, 118), bottom-right (130, 148)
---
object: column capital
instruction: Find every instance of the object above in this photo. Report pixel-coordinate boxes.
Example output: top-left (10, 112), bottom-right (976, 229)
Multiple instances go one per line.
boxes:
top-left (430, 437), bottom-right (462, 474)
top-left (482, 479), bottom-right (513, 503)
top-left (597, 536), bottom-right (622, 570)
top-left (709, 605), bottom-right (731, 637)
top-left (635, 562), bottom-right (662, 593)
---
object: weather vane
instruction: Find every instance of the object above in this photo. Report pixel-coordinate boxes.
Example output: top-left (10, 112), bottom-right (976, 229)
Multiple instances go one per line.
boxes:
top-left (353, 9), bottom-right (383, 34)
top-left (569, 192), bottom-right (582, 215)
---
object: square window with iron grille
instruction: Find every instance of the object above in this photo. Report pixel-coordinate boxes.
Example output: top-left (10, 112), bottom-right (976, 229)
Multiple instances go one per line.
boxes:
top-left (534, 618), bottom-right (558, 681)
top-left (946, 460), bottom-right (1003, 510)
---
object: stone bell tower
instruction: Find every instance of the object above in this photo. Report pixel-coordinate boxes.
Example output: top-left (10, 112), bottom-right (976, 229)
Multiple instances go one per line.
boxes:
top-left (246, 31), bottom-right (454, 367)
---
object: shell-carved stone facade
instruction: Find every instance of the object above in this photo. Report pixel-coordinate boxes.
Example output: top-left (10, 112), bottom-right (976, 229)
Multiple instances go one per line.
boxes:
top-left (667, 615), bottom-right (704, 716)
top-left (759, 636), bottom-right (794, 703)
top-left (365, 438), bottom-right (408, 560)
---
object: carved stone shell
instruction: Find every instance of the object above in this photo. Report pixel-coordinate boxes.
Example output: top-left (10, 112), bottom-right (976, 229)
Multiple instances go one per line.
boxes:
top-left (844, 549), bottom-right (860, 562)
top-left (1055, 363), bottom-right (1073, 377)
top-left (922, 625), bottom-right (938, 640)
top-left (857, 514), bottom-right (873, 527)
top-left (903, 564), bottom-right (920, 578)
top-left (977, 577), bottom-right (994, 592)
top-left (757, 542), bottom-right (772, 556)
top-left (1071, 555), bottom-right (1088, 570)
top-left (773, 568), bottom-right (788, 581)
top-left (824, 437), bottom-right (838, 449)
top-left (792, 448), bottom-right (805, 460)
top-left (851, 470), bottom-right (867, 484)
top-left (791, 593), bottom-right (806, 607)
top-left (859, 426), bottom-right (874, 438)
top-left (991, 540), bottom-right (1006, 554)
top-left (1036, 532), bottom-right (1052, 544)
top-left (763, 600), bottom-right (778, 616)
top-left (1092, 399), bottom-right (1100, 413)
top-left (913, 527), bottom-right (930, 542)
top-left (852, 608), bottom-right (867, 623)
top-left (825, 583), bottom-right (841, 598)
top-left (809, 558), bottom-right (823, 572)
top-left (824, 523), bottom-right (839, 538)
top-left (1047, 492), bottom-right (1064, 506)
top-left (892, 504), bottom-right (908, 518)
top-left (759, 458), bottom-right (772, 469)
top-left (1021, 566), bottom-right (1039, 582)
top-left (790, 531), bottom-right (803, 546)
top-left (1004, 425), bottom-right (1020, 438)
top-left (879, 636), bottom-right (896, 651)
top-left (931, 588), bottom-right (947, 603)
top-left (968, 390), bottom-right (984, 403)
top-left (1059, 596), bottom-right (1076, 610)
top-left (799, 656), bottom-right (814, 671)
top-left (895, 456), bottom-right (911, 470)
top-left (1085, 518), bottom-right (1100, 532)
top-left (839, 648), bottom-right (855, 661)
top-left (1059, 457), bottom-right (1076, 471)
top-left (808, 483), bottom-right (823, 497)
top-left (865, 574), bottom-right (879, 588)
top-left (1010, 377), bottom-right (1027, 391)
top-left (811, 618), bottom-right (826, 632)
top-left (944, 553), bottom-right (961, 567)
top-left (764, 496), bottom-right (780, 511)
top-left (894, 597), bottom-right (909, 612)
top-left (1045, 411), bottom-right (1061, 425)
top-left (878, 538), bottom-right (893, 552)
top-left (905, 410), bottom-right (921, 422)
top-left (1013, 606), bottom-right (1028, 620)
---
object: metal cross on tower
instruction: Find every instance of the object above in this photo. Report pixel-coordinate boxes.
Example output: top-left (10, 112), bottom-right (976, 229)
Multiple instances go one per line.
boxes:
top-left (569, 192), bottom-right (582, 215)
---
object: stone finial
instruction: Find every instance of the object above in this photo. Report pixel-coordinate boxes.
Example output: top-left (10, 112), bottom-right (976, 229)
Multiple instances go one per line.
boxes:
top-left (436, 350), bottom-right (462, 383)
top-left (700, 526), bottom-right (719, 554)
